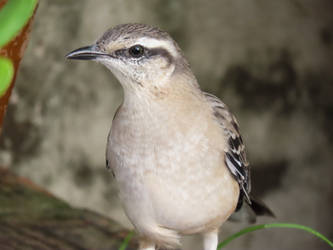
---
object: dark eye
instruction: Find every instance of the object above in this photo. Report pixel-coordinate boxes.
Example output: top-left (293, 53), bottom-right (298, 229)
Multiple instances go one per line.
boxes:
top-left (129, 45), bottom-right (144, 58)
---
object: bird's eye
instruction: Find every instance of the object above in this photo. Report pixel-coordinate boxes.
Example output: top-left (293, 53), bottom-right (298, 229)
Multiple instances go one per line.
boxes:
top-left (129, 45), bottom-right (144, 58)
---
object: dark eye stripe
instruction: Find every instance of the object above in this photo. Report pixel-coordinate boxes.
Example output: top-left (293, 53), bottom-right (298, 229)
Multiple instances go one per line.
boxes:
top-left (147, 47), bottom-right (174, 64)
top-left (114, 46), bottom-right (174, 64)
top-left (114, 48), bottom-right (127, 57)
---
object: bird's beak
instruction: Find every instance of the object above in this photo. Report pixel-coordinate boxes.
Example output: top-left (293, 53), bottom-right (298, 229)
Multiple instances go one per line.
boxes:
top-left (66, 45), bottom-right (108, 60)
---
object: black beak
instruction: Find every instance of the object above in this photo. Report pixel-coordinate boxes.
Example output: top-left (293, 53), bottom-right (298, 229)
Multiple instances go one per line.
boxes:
top-left (66, 45), bottom-right (109, 60)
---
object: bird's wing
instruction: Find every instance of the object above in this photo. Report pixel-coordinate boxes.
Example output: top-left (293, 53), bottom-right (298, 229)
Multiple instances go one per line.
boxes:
top-left (204, 92), bottom-right (251, 209)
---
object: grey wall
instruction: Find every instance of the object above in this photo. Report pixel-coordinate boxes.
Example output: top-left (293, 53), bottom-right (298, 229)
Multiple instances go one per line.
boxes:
top-left (0, 0), bottom-right (332, 249)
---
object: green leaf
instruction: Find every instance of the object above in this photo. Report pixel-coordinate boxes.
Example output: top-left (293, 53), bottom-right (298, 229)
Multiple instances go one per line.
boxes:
top-left (0, 0), bottom-right (38, 48)
top-left (218, 223), bottom-right (333, 249)
top-left (0, 57), bottom-right (14, 96)
top-left (118, 231), bottom-right (134, 250)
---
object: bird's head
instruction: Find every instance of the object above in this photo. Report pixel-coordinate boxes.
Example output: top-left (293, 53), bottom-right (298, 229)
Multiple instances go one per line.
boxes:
top-left (67, 23), bottom-right (193, 93)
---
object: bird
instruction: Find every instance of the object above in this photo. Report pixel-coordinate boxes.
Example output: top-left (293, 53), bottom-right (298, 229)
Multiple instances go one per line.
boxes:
top-left (66, 23), bottom-right (273, 250)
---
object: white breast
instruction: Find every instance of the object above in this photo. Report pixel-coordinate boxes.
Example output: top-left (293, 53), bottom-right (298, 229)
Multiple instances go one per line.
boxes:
top-left (107, 92), bottom-right (239, 236)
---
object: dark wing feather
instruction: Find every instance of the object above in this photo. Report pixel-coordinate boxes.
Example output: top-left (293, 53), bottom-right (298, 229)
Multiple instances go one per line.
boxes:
top-left (204, 92), bottom-right (251, 210)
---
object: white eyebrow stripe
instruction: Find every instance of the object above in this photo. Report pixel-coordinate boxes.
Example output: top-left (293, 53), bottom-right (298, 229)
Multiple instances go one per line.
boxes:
top-left (135, 37), bottom-right (178, 57)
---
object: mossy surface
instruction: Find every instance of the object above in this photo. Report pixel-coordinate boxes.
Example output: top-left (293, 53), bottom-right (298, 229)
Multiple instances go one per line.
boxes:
top-left (0, 168), bottom-right (137, 250)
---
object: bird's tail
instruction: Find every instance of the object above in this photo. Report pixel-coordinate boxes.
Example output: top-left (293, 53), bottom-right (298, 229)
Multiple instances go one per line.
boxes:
top-left (248, 197), bottom-right (275, 218)
top-left (230, 195), bottom-right (274, 223)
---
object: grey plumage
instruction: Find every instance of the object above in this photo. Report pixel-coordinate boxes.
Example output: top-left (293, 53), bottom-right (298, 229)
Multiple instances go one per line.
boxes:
top-left (97, 23), bottom-right (171, 45)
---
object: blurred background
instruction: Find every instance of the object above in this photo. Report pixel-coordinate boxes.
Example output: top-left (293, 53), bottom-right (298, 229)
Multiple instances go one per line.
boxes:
top-left (0, 0), bottom-right (332, 249)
